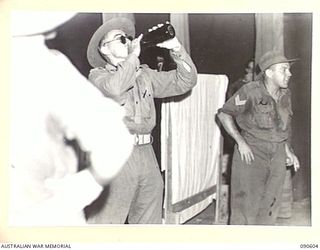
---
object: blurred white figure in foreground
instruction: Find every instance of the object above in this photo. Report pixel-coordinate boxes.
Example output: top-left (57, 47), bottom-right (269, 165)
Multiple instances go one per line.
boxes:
top-left (9, 11), bottom-right (133, 226)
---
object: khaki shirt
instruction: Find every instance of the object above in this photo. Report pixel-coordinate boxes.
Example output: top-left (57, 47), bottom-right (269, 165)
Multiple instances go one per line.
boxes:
top-left (89, 46), bottom-right (198, 134)
top-left (219, 80), bottom-right (293, 142)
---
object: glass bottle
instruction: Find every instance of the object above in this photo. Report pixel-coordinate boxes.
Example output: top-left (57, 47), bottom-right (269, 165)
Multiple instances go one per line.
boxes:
top-left (140, 22), bottom-right (175, 48)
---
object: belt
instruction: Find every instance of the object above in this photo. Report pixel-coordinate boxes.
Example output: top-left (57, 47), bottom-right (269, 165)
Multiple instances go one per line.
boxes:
top-left (134, 134), bottom-right (153, 145)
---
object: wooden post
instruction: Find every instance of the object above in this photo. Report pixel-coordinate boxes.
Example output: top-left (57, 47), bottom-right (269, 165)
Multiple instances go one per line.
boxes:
top-left (214, 136), bottom-right (223, 224)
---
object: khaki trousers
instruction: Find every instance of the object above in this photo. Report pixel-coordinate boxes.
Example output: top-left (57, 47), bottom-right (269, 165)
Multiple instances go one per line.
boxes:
top-left (230, 136), bottom-right (286, 225)
top-left (86, 144), bottom-right (163, 224)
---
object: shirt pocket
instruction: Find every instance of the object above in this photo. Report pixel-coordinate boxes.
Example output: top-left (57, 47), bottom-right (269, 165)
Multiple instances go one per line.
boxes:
top-left (254, 103), bottom-right (275, 129)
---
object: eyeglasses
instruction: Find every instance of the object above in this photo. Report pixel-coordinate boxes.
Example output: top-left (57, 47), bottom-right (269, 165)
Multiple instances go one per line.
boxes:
top-left (102, 35), bottom-right (133, 46)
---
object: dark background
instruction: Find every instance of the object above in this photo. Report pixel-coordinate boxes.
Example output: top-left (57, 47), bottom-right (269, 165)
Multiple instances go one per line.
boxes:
top-left (283, 14), bottom-right (312, 200)
top-left (46, 13), bottom-right (312, 201)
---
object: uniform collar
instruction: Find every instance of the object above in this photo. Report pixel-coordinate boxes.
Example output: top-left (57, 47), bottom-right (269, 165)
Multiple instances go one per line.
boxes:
top-left (259, 79), bottom-right (289, 100)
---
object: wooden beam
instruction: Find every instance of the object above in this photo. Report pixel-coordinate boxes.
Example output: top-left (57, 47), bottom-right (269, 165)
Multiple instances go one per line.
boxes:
top-left (171, 186), bottom-right (216, 213)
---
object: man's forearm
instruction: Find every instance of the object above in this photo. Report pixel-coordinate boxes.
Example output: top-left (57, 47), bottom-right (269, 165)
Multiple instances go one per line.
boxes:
top-left (285, 142), bottom-right (294, 155)
top-left (217, 111), bottom-right (245, 145)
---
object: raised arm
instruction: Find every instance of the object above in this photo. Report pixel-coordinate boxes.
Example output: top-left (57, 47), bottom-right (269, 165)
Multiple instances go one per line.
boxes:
top-left (148, 38), bottom-right (198, 98)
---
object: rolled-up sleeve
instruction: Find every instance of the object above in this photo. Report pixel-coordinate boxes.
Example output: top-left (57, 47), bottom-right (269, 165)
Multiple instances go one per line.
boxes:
top-left (148, 46), bottom-right (198, 98)
top-left (218, 85), bottom-right (249, 117)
